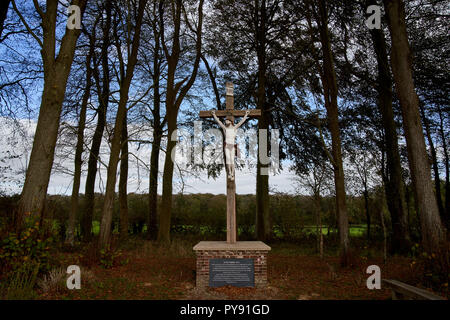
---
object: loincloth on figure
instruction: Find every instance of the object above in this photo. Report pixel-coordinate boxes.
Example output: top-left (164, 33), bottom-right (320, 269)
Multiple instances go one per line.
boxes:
top-left (223, 142), bottom-right (240, 158)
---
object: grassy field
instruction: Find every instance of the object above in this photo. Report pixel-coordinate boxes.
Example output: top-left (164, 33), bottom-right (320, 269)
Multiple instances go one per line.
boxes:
top-left (90, 221), bottom-right (368, 238)
top-left (280, 225), bottom-right (368, 237)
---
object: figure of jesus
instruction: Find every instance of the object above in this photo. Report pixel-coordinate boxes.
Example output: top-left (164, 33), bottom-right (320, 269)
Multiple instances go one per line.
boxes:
top-left (212, 109), bottom-right (250, 181)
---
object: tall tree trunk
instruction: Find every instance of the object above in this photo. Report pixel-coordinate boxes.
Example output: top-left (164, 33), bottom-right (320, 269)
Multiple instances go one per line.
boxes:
top-left (419, 103), bottom-right (445, 222)
top-left (157, 0), bottom-right (182, 244)
top-left (255, 0), bottom-right (271, 242)
top-left (82, 105), bottom-right (106, 241)
top-left (148, 125), bottom-right (161, 240)
top-left (0, 0), bottom-right (11, 39)
top-left (363, 189), bottom-right (371, 242)
top-left (383, 0), bottom-right (446, 252)
top-left (437, 104), bottom-right (449, 228)
top-left (99, 0), bottom-right (147, 249)
top-left (17, 0), bottom-right (87, 230)
top-left (314, 193), bottom-right (324, 258)
top-left (157, 0), bottom-right (203, 243)
top-left (405, 182), bottom-right (413, 236)
top-left (316, 0), bottom-right (349, 265)
top-left (380, 209), bottom-right (387, 264)
top-left (158, 114), bottom-right (176, 243)
top-left (119, 113), bottom-right (129, 239)
top-left (81, 0), bottom-right (113, 241)
top-left (148, 12), bottom-right (162, 240)
top-left (66, 49), bottom-right (93, 245)
top-left (367, 7), bottom-right (410, 253)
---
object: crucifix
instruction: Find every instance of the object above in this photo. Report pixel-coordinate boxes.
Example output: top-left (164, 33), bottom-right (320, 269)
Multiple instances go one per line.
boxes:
top-left (199, 82), bottom-right (261, 243)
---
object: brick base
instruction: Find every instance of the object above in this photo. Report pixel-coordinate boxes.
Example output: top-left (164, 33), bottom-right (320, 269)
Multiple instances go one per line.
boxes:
top-left (193, 241), bottom-right (271, 288)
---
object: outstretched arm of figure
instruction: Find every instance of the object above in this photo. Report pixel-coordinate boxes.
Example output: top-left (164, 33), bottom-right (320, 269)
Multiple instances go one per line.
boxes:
top-left (212, 110), bottom-right (226, 130)
top-left (235, 110), bottom-right (251, 129)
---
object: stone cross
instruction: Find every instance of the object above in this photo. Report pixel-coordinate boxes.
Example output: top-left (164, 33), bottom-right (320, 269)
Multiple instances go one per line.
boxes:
top-left (199, 82), bottom-right (261, 243)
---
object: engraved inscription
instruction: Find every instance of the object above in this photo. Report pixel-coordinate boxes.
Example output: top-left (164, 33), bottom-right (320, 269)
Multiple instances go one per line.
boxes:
top-left (209, 259), bottom-right (254, 287)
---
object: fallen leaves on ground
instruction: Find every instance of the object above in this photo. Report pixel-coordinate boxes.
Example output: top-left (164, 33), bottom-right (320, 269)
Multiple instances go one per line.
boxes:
top-left (37, 241), bottom-right (419, 300)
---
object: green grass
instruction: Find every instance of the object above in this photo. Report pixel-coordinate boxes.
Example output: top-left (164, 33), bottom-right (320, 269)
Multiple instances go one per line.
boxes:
top-left (273, 225), bottom-right (368, 237)
top-left (92, 221), bottom-right (100, 235)
top-left (0, 262), bottom-right (40, 300)
top-left (349, 226), bottom-right (367, 237)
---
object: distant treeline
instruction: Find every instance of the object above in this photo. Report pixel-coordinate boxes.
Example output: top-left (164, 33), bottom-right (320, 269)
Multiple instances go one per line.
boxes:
top-left (0, 189), bottom-right (421, 243)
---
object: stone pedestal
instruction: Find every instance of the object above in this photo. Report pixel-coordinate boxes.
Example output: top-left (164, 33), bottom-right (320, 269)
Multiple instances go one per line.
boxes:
top-left (193, 241), bottom-right (271, 288)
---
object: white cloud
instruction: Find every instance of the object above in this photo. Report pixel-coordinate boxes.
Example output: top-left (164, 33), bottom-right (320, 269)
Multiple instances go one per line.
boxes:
top-left (0, 118), bottom-right (298, 196)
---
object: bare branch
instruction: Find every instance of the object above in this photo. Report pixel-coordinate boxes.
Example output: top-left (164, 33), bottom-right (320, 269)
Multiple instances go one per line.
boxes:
top-left (11, 0), bottom-right (43, 48)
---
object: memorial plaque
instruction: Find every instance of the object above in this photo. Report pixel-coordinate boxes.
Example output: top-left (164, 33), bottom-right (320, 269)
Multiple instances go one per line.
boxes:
top-left (209, 258), bottom-right (254, 287)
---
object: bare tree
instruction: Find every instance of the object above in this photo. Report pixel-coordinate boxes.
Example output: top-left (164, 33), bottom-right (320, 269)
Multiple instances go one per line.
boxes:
top-left (157, 0), bottom-right (204, 243)
top-left (119, 113), bottom-right (129, 240)
top-left (0, 0), bottom-right (11, 39)
top-left (66, 39), bottom-right (94, 245)
top-left (142, 1), bottom-right (167, 240)
top-left (81, 0), bottom-right (113, 241)
top-left (99, 0), bottom-right (148, 249)
top-left (296, 163), bottom-right (333, 258)
top-left (348, 150), bottom-right (380, 242)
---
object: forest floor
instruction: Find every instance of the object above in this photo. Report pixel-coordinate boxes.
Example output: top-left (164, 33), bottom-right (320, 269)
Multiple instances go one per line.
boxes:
top-left (33, 236), bottom-right (433, 300)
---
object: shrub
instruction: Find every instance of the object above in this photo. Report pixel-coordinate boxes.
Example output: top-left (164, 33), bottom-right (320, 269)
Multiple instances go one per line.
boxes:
top-left (37, 268), bottom-right (66, 293)
top-left (37, 267), bottom-right (97, 294)
top-left (410, 242), bottom-right (449, 298)
top-left (0, 261), bottom-right (40, 300)
top-left (0, 216), bottom-right (54, 275)
top-left (99, 248), bottom-right (128, 269)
